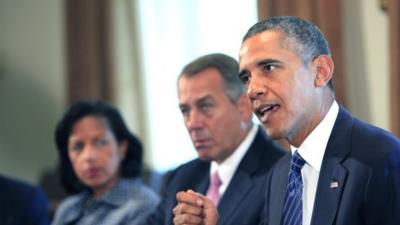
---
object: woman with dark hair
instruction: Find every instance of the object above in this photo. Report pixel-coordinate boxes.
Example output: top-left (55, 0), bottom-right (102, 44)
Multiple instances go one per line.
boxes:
top-left (51, 100), bottom-right (159, 225)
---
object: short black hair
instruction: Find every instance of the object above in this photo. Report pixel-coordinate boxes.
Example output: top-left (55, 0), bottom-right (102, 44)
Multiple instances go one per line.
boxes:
top-left (55, 99), bottom-right (143, 194)
top-left (243, 16), bottom-right (334, 91)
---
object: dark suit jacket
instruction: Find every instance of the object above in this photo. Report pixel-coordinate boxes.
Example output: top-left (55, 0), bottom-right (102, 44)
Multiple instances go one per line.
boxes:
top-left (0, 175), bottom-right (49, 225)
top-left (262, 107), bottom-right (400, 225)
top-left (146, 126), bottom-right (284, 225)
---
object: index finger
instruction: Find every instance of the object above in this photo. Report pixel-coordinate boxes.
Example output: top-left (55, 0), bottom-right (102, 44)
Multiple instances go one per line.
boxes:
top-left (176, 190), bottom-right (204, 207)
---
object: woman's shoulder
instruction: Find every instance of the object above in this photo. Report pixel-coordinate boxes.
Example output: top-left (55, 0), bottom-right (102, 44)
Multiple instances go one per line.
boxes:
top-left (57, 193), bottom-right (84, 210)
top-left (51, 193), bottom-right (85, 225)
top-left (111, 179), bottom-right (160, 224)
top-left (124, 178), bottom-right (160, 204)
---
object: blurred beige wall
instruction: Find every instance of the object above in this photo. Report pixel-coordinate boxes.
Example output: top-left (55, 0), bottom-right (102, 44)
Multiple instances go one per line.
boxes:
top-left (111, 0), bottom-right (152, 165)
top-left (342, 0), bottom-right (390, 130)
top-left (0, 0), bottom-right (66, 184)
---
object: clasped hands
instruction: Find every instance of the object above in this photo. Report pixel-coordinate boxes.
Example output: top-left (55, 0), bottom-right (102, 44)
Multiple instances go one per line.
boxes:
top-left (173, 189), bottom-right (218, 225)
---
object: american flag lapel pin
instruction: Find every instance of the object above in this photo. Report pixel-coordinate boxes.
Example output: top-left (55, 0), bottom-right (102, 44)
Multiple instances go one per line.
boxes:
top-left (330, 179), bottom-right (339, 189)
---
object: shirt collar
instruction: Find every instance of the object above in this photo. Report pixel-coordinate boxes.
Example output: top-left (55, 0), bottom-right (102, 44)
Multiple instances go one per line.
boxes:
top-left (210, 124), bottom-right (258, 186)
top-left (290, 101), bottom-right (339, 172)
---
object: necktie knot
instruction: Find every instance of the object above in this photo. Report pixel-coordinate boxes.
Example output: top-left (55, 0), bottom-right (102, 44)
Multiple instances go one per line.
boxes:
top-left (291, 150), bottom-right (306, 173)
top-left (211, 171), bottom-right (222, 187)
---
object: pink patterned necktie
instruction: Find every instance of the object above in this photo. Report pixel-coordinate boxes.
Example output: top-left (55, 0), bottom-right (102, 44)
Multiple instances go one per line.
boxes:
top-left (206, 171), bottom-right (222, 206)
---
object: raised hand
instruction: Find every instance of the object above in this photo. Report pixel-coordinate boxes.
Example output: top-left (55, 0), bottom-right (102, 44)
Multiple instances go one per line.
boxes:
top-left (173, 189), bottom-right (218, 225)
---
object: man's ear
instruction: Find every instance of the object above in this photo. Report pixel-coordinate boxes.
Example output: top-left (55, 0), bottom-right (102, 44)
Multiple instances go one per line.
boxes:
top-left (313, 55), bottom-right (334, 87)
top-left (236, 94), bottom-right (253, 121)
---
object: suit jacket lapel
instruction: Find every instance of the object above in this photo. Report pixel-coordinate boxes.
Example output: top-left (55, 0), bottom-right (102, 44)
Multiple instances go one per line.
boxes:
top-left (217, 170), bottom-right (253, 225)
top-left (217, 127), bottom-right (265, 225)
top-left (269, 154), bottom-right (291, 225)
top-left (311, 107), bottom-right (352, 225)
top-left (191, 162), bottom-right (211, 195)
top-left (197, 172), bottom-right (210, 194)
top-left (311, 157), bottom-right (347, 225)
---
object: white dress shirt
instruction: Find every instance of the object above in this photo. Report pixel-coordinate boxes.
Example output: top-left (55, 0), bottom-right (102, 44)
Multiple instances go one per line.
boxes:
top-left (209, 124), bottom-right (258, 196)
top-left (290, 101), bottom-right (339, 225)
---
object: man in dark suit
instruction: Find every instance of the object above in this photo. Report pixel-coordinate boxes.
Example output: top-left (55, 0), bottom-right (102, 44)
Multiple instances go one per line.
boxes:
top-left (173, 16), bottom-right (400, 225)
top-left (0, 174), bottom-right (49, 225)
top-left (145, 53), bottom-right (284, 225)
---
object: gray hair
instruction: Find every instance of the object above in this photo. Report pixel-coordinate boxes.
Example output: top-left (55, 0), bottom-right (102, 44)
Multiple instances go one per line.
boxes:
top-left (179, 53), bottom-right (244, 102)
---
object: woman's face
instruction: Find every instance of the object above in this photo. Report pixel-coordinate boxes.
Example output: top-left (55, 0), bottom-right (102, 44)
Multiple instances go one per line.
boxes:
top-left (67, 115), bottom-right (127, 197)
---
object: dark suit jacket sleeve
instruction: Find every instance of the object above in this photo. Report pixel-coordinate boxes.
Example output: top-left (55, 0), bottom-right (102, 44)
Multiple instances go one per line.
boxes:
top-left (361, 136), bottom-right (400, 225)
top-left (0, 175), bottom-right (49, 225)
top-left (144, 159), bottom-right (211, 225)
top-left (144, 169), bottom-right (178, 225)
top-left (343, 116), bottom-right (400, 225)
top-left (24, 187), bottom-right (50, 225)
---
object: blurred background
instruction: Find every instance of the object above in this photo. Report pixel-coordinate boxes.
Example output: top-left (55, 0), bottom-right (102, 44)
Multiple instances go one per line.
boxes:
top-left (0, 0), bottom-right (399, 214)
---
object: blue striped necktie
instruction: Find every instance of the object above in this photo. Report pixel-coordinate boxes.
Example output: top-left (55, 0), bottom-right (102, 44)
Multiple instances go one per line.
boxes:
top-left (282, 150), bottom-right (306, 225)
